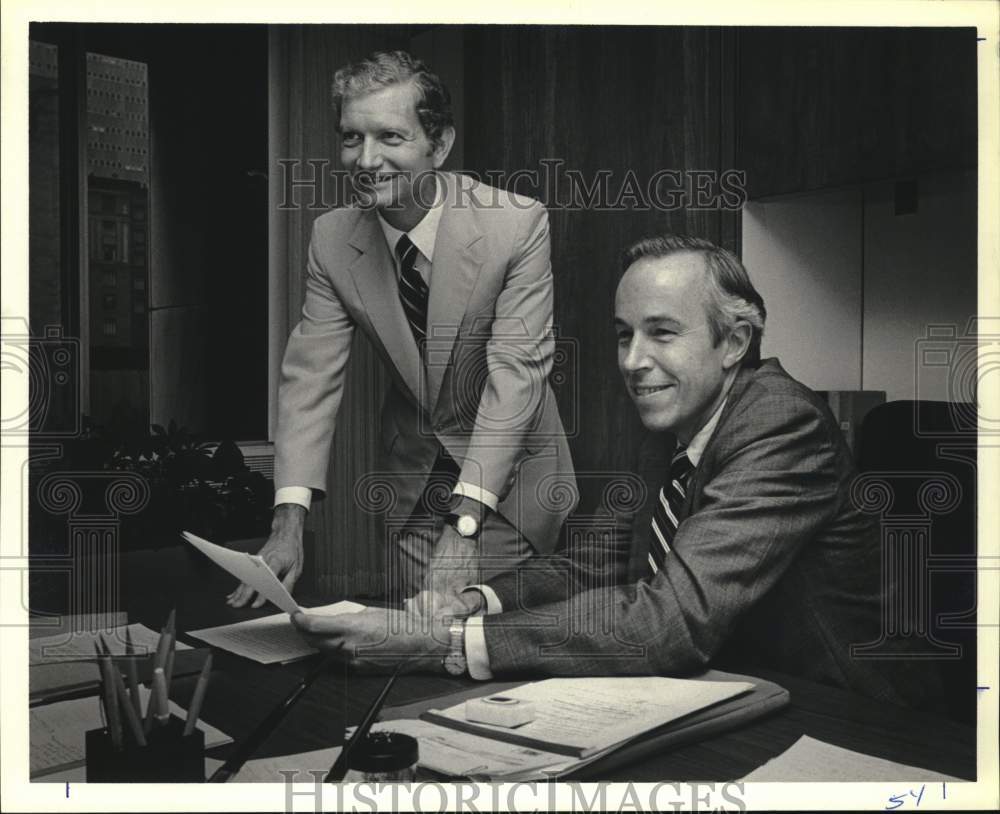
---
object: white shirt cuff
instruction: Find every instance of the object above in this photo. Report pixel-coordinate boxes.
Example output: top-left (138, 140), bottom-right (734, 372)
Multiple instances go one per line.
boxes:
top-left (274, 486), bottom-right (312, 511)
top-left (452, 482), bottom-right (500, 513)
top-left (464, 617), bottom-right (494, 680)
top-left (466, 585), bottom-right (503, 615)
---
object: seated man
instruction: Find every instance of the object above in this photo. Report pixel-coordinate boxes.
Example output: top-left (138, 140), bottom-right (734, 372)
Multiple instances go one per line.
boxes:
top-left (293, 234), bottom-right (916, 705)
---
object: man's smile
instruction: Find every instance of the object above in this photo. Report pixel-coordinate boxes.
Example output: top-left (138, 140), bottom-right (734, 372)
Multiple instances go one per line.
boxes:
top-left (631, 383), bottom-right (675, 398)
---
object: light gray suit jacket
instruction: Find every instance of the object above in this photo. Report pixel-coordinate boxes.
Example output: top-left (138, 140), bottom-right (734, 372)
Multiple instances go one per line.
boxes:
top-left (274, 172), bottom-right (576, 551)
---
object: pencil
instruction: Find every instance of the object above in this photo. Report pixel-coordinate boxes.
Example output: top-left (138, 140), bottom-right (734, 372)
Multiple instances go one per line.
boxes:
top-left (144, 630), bottom-right (172, 734)
top-left (183, 652), bottom-right (213, 736)
top-left (94, 641), bottom-right (123, 749)
top-left (124, 628), bottom-right (141, 719)
top-left (152, 667), bottom-right (170, 727)
top-left (110, 655), bottom-right (147, 746)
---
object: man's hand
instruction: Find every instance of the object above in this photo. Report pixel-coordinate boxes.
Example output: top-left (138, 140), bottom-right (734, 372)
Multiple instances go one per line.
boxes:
top-left (404, 587), bottom-right (484, 619)
top-left (423, 523), bottom-right (481, 601)
top-left (291, 607), bottom-right (449, 673)
top-left (227, 503), bottom-right (306, 608)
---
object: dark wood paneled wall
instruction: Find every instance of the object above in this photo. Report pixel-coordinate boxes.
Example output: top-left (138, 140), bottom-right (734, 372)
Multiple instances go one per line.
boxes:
top-left (274, 25), bottom-right (410, 597)
top-left (738, 28), bottom-right (977, 199)
top-left (462, 26), bottom-right (737, 511)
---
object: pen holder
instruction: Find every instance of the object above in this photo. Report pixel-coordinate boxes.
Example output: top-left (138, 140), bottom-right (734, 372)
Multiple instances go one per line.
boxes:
top-left (86, 716), bottom-right (205, 782)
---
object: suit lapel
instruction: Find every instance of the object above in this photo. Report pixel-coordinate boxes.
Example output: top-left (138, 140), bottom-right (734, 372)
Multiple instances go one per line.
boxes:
top-left (426, 173), bottom-right (485, 412)
top-left (346, 210), bottom-right (424, 403)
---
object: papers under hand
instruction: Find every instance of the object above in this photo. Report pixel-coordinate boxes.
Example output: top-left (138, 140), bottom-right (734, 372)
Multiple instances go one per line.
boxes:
top-left (188, 602), bottom-right (366, 664)
top-left (181, 531), bottom-right (299, 614)
top-left (423, 676), bottom-right (753, 758)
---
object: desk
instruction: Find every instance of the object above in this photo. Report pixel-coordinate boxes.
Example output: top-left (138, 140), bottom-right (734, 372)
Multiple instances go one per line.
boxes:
top-left (34, 543), bottom-right (977, 782)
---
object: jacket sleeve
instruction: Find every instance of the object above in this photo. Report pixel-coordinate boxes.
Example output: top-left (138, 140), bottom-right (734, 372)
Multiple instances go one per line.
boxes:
top-left (482, 394), bottom-right (846, 675)
top-left (273, 219), bottom-right (356, 497)
top-left (456, 200), bottom-right (556, 499)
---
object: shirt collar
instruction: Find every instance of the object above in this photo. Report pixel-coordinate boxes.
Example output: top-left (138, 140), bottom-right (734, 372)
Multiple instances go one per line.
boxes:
top-left (684, 396), bottom-right (727, 467)
top-left (377, 173), bottom-right (445, 262)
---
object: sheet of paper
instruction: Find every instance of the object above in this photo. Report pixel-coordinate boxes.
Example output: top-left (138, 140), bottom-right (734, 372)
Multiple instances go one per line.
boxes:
top-left (30, 622), bottom-right (191, 665)
top-left (369, 719), bottom-right (569, 778)
top-left (188, 602), bottom-right (366, 664)
top-left (198, 718), bottom-right (569, 782)
top-left (429, 676), bottom-right (753, 757)
top-left (182, 531), bottom-right (300, 614)
top-left (741, 735), bottom-right (961, 782)
top-left (204, 746), bottom-right (342, 783)
top-left (30, 685), bottom-right (232, 778)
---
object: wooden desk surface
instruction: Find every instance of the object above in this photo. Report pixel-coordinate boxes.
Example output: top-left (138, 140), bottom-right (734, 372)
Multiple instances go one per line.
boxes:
top-left (99, 543), bottom-right (976, 781)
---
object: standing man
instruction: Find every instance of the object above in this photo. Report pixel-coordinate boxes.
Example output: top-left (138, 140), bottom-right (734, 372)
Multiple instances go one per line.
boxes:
top-left (230, 51), bottom-right (575, 606)
top-left (294, 234), bottom-right (922, 707)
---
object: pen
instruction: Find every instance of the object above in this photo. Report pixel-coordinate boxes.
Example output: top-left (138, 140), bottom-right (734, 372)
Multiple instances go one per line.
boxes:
top-left (183, 652), bottom-right (214, 736)
top-left (152, 667), bottom-right (170, 727)
top-left (208, 656), bottom-right (331, 782)
top-left (325, 662), bottom-right (405, 782)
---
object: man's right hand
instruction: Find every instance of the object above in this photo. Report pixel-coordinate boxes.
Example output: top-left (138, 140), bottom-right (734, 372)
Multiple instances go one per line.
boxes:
top-left (404, 587), bottom-right (484, 619)
top-left (227, 503), bottom-right (306, 609)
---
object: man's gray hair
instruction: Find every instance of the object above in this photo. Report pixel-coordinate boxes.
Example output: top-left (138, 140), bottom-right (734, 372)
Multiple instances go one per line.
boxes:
top-left (622, 234), bottom-right (767, 366)
top-left (332, 50), bottom-right (453, 148)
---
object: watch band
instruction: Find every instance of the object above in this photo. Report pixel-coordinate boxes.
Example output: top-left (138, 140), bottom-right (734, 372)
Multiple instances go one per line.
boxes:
top-left (443, 620), bottom-right (468, 676)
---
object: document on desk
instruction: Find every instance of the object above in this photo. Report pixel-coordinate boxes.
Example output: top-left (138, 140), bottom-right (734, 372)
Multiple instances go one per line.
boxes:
top-left (423, 676), bottom-right (754, 758)
top-left (30, 622), bottom-right (191, 664)
top-left (182, 531), bottom-right (300, 614)
top-left (369, 719), bottom-right (571, 779)
top-left (204, 746), bottom-right (342, 782)
top-left (30, 622), bottom-right (194, 704)
top-left (201, 720), bottom-right (571, 782)
top-left (188, 601), bottom-right (366, 664)
top-left (30, 686), bottom-right (232, 779)
top-left (740, 735), bottom-right (962, 782)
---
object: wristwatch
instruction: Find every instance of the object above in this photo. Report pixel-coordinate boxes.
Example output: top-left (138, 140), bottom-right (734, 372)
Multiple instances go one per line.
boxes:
top-left (445, 512), bottom-right (481, 540)
top-left (442, 620), bottom-right (468, 676)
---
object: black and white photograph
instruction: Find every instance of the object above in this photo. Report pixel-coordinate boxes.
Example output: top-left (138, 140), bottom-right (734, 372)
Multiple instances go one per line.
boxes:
top-left (2, 0), bottom-right (998, 811)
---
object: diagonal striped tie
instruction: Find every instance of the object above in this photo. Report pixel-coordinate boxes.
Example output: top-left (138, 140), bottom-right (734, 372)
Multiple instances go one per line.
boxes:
top-left (395, 234), bottom-right (429, 348)
top-left (648, 446), bottom-right (694, 575)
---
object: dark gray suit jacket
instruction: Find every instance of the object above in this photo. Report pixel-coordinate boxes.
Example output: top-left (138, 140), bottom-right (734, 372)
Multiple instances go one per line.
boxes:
top-left (483, 359), bottom-right (923, 704)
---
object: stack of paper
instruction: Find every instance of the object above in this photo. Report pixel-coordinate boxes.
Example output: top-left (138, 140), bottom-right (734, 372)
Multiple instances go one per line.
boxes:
top-left (188, 602), bottom-right (366, 664)
top-left (194, 677), bottom-right (755, 782)
top-left (182, 531), bottom-right (367, 664)
top-left (378, 676), bottom-right (755, 781)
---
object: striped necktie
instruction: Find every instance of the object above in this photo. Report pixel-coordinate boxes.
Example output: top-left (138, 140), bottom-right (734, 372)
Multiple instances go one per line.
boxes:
top-left (648, 446), bottom-right (694, 575)
top-left (395, 234), bottom-right (428, 347)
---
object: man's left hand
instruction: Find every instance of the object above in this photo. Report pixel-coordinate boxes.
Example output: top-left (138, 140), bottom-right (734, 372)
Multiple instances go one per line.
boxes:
top-left (291, 608), bottom-right (449, 673)
top-left (425, 523), bottom-right (481, 599)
